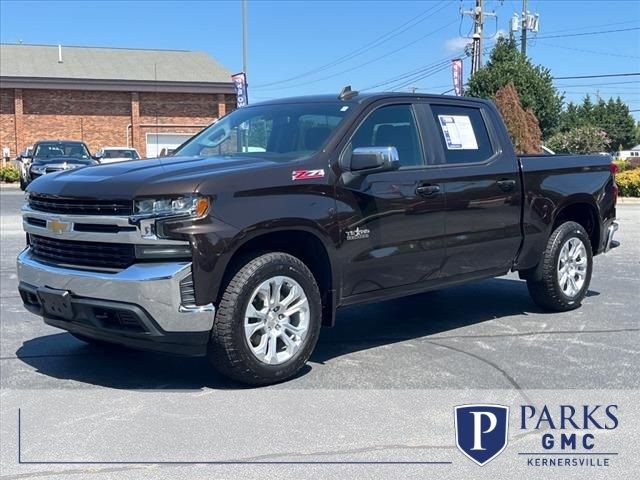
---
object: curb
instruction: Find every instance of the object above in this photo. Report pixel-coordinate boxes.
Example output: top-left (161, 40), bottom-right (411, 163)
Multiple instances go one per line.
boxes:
top-left (0, 182), bottom-right (20, 189)
top-left (618, 197), bottom-right (640, 204)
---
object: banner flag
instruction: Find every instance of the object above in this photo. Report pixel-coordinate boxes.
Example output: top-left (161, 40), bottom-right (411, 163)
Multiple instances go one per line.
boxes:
top-left (452, 59), bottom-right (463, 96)
top-left (231, 72), bottom-right (248, 108)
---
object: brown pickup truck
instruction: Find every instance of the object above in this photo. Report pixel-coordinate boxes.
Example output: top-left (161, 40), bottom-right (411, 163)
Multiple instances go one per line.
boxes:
top-left (18, 91), bottom-right (618, 385)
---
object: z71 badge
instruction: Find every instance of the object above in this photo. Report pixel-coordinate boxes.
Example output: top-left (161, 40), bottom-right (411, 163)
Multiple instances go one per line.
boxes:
top-left (292, 169), bottom-right (325, 181)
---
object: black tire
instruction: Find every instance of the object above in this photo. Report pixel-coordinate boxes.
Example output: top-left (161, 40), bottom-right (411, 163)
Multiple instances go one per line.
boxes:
top-left (19, 177), bottom-right (27, 191)
top-left (208, 252), bottom-right (322, 386)
top-left (527, 221), bottom-right (593, 312)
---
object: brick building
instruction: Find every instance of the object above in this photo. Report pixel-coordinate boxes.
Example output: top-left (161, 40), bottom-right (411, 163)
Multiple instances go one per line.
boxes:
top-left (0, 44), bottom-right (236, 158)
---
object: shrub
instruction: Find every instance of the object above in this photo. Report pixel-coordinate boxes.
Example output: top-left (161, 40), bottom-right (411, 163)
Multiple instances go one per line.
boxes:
top-left (494, 82), bottom-right (542, 154)
top-left (617, 168), bottom-right (640, 197)
top-left (0, 165), bottom-right (20, 183)
top-left (613, 159), bottom-right (631, 172)
top-left (546, 125), bottom-right (611, 154)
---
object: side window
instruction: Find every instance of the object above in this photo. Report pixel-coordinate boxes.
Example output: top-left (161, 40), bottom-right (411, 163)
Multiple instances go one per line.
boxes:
top-left (350, 104), bottom-right (424, 167)
top-left (430, 104), bottom-right (494, 164)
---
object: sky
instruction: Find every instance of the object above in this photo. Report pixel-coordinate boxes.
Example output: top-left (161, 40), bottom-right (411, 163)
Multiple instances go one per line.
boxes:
top-left (1, 0), bottom-right (639, 119)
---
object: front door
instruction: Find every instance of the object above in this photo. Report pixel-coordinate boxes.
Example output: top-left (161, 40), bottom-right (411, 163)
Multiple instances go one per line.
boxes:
top-left (335, 102), bottom-right (446, 299)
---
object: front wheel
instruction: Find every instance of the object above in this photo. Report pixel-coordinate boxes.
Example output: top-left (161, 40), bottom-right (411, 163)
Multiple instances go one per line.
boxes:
top-left (527, 221), bottom-right (593, 311)
top-left (208, 252), bottom-right (322, 385)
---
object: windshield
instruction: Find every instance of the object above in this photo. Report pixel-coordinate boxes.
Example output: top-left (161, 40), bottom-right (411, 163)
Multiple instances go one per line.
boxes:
top-left (34, 142), bottom-right (91, 160)
top-left (175, 102), bottom-right (353, 161)
top-left (103, 149), bottom-right (140, 159)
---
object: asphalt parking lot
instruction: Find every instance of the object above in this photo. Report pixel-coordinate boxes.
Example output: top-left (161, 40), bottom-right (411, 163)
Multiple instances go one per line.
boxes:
top-left (1, 185), bottom-right (639, 478)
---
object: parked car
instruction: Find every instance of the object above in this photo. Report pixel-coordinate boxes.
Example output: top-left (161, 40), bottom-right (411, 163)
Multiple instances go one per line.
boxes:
top-left (21, 140), bottom-right (97, 189)
top-left (15, 146), bottom-right (33, 190)
top-left (95, 147), bottom-right (141, 164)
top-left (17, 91), bottom-right (618, 385)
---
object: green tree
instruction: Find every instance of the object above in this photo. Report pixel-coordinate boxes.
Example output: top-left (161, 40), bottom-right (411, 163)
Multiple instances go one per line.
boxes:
top-left (558, 101), bottom-right (581, 132)
top-left (466, 37), bottom-right (563, 138)
top-left (558, 96), bottom-right (636, 150)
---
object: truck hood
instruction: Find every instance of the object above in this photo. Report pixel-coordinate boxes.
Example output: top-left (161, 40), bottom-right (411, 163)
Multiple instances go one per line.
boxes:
top-left (27, 155), bottom-right (279, 199)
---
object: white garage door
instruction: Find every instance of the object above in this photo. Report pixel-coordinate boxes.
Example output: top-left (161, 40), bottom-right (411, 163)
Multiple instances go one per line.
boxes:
top-left (146, 133), bottom-right (194, 158)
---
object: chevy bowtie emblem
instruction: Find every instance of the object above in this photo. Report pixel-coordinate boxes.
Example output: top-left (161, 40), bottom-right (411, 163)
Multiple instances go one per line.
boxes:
top-left (47, 218), bottom-right (71, 234)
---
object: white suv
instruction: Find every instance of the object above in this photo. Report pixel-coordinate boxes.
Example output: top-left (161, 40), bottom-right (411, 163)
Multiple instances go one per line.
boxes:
top-left (95, 147), bottom-right (141, 164)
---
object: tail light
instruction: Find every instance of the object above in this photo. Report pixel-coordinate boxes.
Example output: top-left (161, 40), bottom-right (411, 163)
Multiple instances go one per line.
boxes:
top-left (610, 162), bottom-right (618, 206)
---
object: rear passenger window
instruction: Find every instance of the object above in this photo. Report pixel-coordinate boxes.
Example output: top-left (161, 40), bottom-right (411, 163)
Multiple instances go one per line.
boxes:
top-left (350, 104), bottom-right (424, 167)
top-left (430, 104), bottom-right (494, 164)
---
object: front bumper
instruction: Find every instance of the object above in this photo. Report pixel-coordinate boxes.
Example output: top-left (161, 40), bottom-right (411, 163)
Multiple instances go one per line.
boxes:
top-left (17, 249), bottom-right (215, 356)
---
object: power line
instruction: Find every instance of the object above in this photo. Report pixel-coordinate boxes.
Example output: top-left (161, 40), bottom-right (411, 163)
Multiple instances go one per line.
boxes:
top-left (556, 81), bottom-right (640, 88)
top-left (360, 53), bottom-right (463, 91)
top-left (538, 19), bottom-right (639, 36)
top-left (251, 0), bottom-right (451, 88)
top-left (534, 26), bottom-right (640, 40)
top-left (253, 15), bottom-right (458, 92)
top-left (387, 62), bottom-right (455, 91)
top-left (535, 41), bottom-right (640, 60)
top-left (554, 73), bottom-right (640, 80)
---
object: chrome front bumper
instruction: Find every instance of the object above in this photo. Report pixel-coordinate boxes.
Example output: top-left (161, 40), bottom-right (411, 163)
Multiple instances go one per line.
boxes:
top-left (17, 249), bottom-right (214, 333)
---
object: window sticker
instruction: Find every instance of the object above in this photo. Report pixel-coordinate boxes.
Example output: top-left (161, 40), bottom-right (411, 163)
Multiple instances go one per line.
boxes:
top-left (438, 115), bottom-right (479, 150)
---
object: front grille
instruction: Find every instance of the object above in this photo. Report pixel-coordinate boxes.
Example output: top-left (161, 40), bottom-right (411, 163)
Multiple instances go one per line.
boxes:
top-left (30, 234), bottom-right (135, 270)
top-left (29, 194), bottom-right (133, 216)
top-left (179, 273), bottom-right (196, 307)
top-left (26, 217), bottom-right (47, 228)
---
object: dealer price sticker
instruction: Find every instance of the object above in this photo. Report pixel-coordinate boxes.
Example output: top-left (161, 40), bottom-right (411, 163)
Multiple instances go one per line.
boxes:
top-left (438, 115), bottom-right (479, 150)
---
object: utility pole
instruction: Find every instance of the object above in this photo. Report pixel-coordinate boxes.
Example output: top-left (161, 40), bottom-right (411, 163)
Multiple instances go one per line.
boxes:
top-left (242, 0), bottom-right (248, 76)
top-left (521, 0), bottom-right (528, 57)
top-left (462, 0), bottom-right (497, 75)
top-left (515, 0), bottom-right (539, 57)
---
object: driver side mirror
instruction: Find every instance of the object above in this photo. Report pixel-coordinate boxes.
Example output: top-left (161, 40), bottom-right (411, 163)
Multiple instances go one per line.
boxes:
top-left (349, 146), bottom-right (400, 172)
top-left (94, 151), bottom-right (103, 160)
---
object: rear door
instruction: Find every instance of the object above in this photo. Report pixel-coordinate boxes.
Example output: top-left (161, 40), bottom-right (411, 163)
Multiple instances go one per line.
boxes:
top-left (425, 101), bottom-right (522, 278)
top-left (335, 101), bottom-right (446, 299)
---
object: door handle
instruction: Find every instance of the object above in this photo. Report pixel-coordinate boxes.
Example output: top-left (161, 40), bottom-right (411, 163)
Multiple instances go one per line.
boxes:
top-left (497, 179), bottom-right (516, 191)
top-left (416, 185), bottom-right (440, 197)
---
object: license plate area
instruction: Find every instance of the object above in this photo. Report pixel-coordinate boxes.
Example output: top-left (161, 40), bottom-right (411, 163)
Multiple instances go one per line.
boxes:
top-left (37, 287), bottom-right (74, 320)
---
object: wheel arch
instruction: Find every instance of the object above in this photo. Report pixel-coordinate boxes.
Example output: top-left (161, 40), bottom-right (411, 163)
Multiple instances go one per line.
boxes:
top-left (551, 196), bottom-right (601, 254)
top-left (212, 223), bottom-right (339, 327)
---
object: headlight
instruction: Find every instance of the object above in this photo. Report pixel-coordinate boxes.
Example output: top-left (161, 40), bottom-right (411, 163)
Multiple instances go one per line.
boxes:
top-left (132, 194), bottom-right (210, 219)
top-left (30, 165), bottom-right (46, 174)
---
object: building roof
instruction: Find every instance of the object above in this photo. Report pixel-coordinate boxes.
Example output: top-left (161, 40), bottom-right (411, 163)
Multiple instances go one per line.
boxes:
top-left (0, 43), bottom-right (233, 86)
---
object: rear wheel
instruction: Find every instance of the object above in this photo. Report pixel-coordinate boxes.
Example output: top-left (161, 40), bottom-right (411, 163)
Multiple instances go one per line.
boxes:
top-left (208, 252), bottom-right (322, 385)
top-left (527, 221), bottom-right (593, 311)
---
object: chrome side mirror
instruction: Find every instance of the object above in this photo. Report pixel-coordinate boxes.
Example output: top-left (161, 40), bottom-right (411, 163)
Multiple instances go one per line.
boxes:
top-left (350, 146), bottom-right (400, 172)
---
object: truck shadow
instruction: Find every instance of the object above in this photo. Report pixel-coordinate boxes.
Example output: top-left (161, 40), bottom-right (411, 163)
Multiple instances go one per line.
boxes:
top-left (16, 276), bottom-right (599, 390)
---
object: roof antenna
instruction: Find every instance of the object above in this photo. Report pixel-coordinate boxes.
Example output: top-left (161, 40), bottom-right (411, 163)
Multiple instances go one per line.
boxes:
top-left (338, 85), bottom-right (358, 101)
